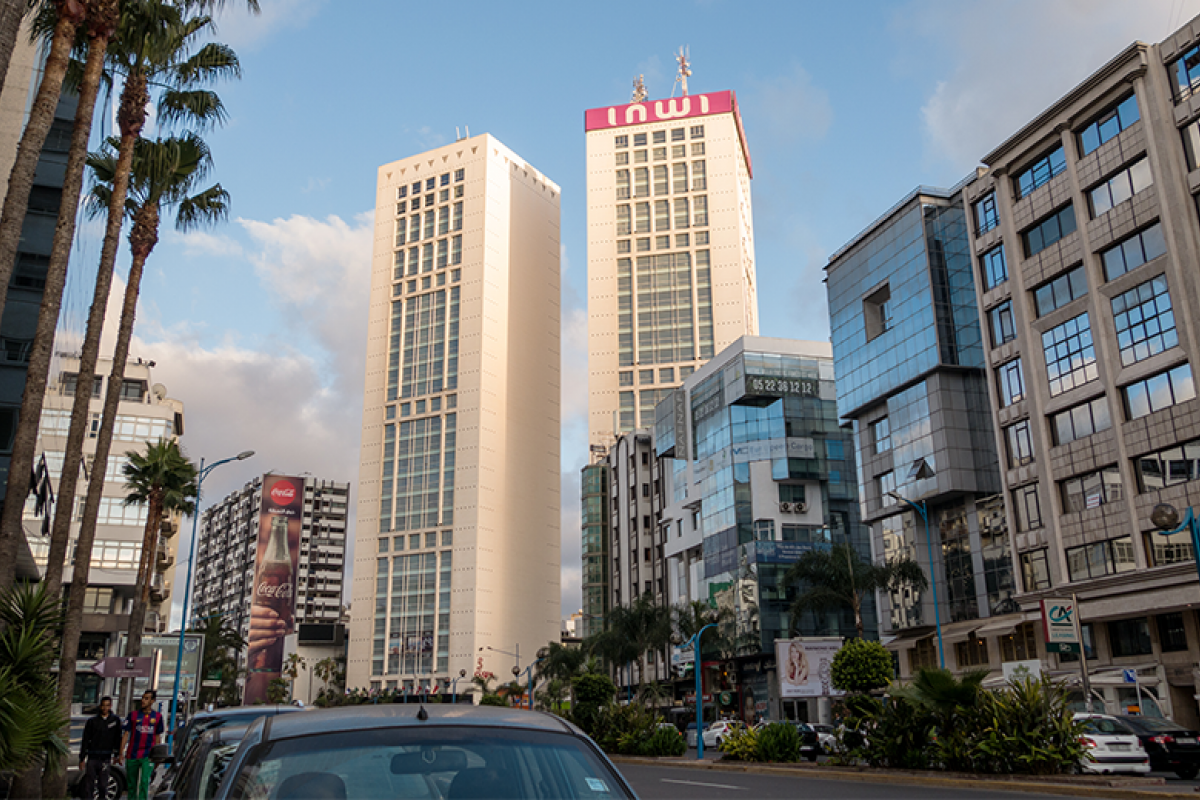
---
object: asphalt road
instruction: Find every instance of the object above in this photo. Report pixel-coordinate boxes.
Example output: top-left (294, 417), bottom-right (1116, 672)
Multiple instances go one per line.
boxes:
top-left (619, 762), bottom-right (1088, 800)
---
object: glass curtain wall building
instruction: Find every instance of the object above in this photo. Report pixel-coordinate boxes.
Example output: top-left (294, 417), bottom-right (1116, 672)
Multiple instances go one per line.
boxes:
top-left (825, 187), bottom-right (1016, 679)
top-left (580, 461), bottom-right (610, 640)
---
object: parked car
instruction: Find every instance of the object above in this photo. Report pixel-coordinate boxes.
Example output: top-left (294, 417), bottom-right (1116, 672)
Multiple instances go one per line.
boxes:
top-left (701, 720), bottom-right (745, 749)
top-left (685, 721), bottom-right (698, 748)
top-left (211, 704), bottom-right (637, 800)
top-left (751, 720), bottom-right (821, 761)
top-left (1075, 713), bottom-right (1151, 775)
top-left (151, 725), bottom-right (248, 800)
top-left (811, 723), bottom-right (837, 754)
top-left (655, 722), bottom-right (683, 739)
top-left (67, 715), bottom-right (127, 800)
top-left (1118, 715), bottom-right (1200, 779)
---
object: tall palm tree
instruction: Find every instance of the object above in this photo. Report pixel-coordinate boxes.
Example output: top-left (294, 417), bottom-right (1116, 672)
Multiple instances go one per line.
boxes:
top-left (589, 594), bottom-right (672, 692)
top-left (117, 438), bottom-right (196, 708)
top-left (673, 600), bottom-right (734, 661)
top-left (190, 614), bottom-right (243, 707)
top-left (0, 0), bottom-right (28, 102)
top-left (53, 131), bottom-right (227, 733)
top-left (785, 542), bottom-right (928, 639)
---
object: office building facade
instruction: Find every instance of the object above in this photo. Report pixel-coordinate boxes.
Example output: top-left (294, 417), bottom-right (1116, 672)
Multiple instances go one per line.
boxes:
top-left (580, 460), bottom-right (610, 641)
top-left (585, 89), bottom-right (759, 448)
top-left (826, 187), bottom-right (1018, 679)
top-left (349, 135), bottom-right (561, 692)
top-left (655, 336), bottom-right (869, 722)
top-left (960, 16), bottom-right (1200, 724)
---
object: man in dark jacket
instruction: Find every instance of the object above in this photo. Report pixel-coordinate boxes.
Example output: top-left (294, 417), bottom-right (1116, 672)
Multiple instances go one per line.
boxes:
top-left (80, 696), bottom-right (122, 799)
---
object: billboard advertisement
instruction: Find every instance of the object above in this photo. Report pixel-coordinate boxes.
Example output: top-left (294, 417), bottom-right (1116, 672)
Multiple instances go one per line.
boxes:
top-left (120, 632), bottom-right (204, 702)
top-left (243, 474), bottom-right (302, 704)
top-left (775, 637), bottom-right (844, 699)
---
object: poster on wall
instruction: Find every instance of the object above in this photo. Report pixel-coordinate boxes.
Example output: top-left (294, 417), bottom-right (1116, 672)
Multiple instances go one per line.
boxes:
top-left (243, 474), bottom-right (303, 705)
top-left (775, 637), bottom-right (844, 698)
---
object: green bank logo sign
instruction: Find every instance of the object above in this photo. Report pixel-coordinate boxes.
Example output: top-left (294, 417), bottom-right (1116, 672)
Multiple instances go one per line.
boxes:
top-left (1040, 597), bottom-right (1079, 645)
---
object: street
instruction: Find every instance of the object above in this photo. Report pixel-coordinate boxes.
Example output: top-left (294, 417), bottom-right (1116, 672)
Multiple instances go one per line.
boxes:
top-left (618, 762), bottom-right (1128, 799)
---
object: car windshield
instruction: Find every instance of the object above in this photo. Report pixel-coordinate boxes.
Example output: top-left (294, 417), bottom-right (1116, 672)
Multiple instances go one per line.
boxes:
top-left (185, 713), bottom-right (272, 755)
top-left (199, 742), bottom-right (241, 800)
top-left (1083, 717), bottom-right (1133, 735)
top-left (1124, 717), bottom-right (1185, 733)
top-left (227, 726), bottom-right (632, 800)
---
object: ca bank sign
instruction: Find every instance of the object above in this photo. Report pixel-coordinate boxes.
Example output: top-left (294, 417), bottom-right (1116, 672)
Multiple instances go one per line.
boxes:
top-left (1040, 597), bottom-right (1079, 645)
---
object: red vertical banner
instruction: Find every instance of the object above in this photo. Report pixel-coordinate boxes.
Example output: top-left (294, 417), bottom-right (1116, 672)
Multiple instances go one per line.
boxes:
top-left (243, 474), bottom-right (302, 705)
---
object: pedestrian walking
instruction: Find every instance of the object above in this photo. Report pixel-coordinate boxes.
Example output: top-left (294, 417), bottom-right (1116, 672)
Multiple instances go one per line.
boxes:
top-left (121, 690), bottom-right (164, 800)
top-left (80, 696), bottom-right (123, 800)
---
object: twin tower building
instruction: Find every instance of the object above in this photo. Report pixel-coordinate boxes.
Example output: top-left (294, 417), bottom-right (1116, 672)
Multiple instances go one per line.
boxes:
top-left (347, 88), bottom-right (761, 691)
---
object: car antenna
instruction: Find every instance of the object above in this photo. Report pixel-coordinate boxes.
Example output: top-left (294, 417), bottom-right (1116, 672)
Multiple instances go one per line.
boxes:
top-left (417, 705), bottom-right (428, 721)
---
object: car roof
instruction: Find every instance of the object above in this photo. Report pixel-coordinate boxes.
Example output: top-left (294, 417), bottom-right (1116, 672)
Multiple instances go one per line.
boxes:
top-left (194, 705), bottom-right (302, 722)
top-left (202, 724), bottom-right (252, 744)
top-left (255, 704), bottom-right (578, 743)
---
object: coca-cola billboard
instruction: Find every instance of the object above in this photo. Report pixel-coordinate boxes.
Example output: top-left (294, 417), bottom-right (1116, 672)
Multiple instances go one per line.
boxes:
top-left (243, 474), bottom-right (303, 705)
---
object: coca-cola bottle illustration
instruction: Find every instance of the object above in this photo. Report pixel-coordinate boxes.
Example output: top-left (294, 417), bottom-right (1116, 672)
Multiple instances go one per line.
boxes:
top-left (246, 515), bottom-right (293, 701)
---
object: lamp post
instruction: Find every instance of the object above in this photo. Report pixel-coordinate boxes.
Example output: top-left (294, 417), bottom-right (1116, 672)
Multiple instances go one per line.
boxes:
top-left (167, 450), bottom-right (254, 745)
top-left (516, 647), bottom-right (550, 711)
top-left (672, 614), bottom-right (718, 761)
top-left (452, 668), bottom-right (467, 705)
top-left (1151, 503), bottom-right (1200, 582)
top-left (481, 644), bottom-right (520, 675)
top-left (888, 491), bottom-right (945, 670)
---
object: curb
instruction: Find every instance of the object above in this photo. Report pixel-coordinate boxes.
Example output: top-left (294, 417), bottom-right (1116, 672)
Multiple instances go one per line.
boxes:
top-left (610, 756), bottom-right (1198, 799)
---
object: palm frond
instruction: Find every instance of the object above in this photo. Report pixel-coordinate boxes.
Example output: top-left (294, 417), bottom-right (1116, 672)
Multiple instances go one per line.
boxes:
top-left (169, 41), bottom-right (241, 85)
top-left (156, 88), bottom-right (227, 130)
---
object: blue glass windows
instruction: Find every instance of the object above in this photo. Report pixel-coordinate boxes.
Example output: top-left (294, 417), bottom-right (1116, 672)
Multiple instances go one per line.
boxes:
top-left (989, 301), bottom-right (1016, 347)
top-left (1015, 146), bottom-right (1066, 198)
top-left (1123, 363), bottom-right (1195, 420)
top-left (1004, 419), bottom-right (1035, 467)
top-left (1088, 159), bottom-right (1152, 218)
top-left (1172, 44), bottom-right (1200, 101)
top-left (997, 358), bottom-right (1024, 407)
top-left (1022, 205), bottom-right (1076, 257)
top-left (1078, 94), bottom-right (1140, 155)
top-left (980, 245), bottom-right (1007, 290)
top-left (1042, 313), bottom-right (1097, 396)
top-left (1051, 396), bottom-right (1111, 446)
top-left (1101, 223), bottom-right (1167, 281)
top-left (1033, 265), bottom-right (1087, 317)
top-left (1112, 276), bottom-right (1177, 366)
top-left (974, 192), bottom-right (999, 234)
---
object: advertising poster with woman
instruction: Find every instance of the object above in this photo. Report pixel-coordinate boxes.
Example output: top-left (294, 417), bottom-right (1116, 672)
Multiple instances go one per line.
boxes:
top-left (775, 637), bottom-right (844, 698)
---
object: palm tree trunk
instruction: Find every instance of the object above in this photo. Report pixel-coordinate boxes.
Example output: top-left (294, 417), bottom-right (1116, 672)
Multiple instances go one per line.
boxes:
top-left (14, 3), bottom-right (116, 602)
top-left (0, 1), bottom-right (86, 589)
top-left (0, 0), bottom-right (27, 103)
top-left (121, 492), bottom-right (162, 714)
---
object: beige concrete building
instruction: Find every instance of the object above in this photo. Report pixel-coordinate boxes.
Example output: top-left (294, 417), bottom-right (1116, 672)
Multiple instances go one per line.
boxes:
top-left (585, 89), bottom-right (759, 448)
top-left (963, 15), bottom-right (1200, 725)
top-left (349, 134), bottom-right (561, 692)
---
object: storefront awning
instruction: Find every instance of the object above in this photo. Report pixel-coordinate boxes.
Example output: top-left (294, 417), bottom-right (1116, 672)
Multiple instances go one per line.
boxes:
top-left (973, 611), bottom-right (1038, 638)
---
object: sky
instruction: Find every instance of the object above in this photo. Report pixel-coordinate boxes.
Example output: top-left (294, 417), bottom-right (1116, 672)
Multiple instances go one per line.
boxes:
top-left (82, 0), bottom-right (1199, 628)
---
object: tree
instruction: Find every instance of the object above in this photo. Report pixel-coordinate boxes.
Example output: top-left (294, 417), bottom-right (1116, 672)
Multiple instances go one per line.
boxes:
top-left (830, 638), bottom-right (893, 694)
top-left (673, 600), bottom-right (734, 661)
top-left (190, 614), bottom-right (244, 708)
top-left (283, 652), bottom-right (306, 702)
top-left (535, 641), bottom-right (586, 710)
top-left (785, 542), bottom-right (928, 638)
top-left (589, 594), bottom-right (672, 692)
top-left (0, 0), bottom-right (27, 103)
top-left (0, 582), bottom-right (68, 776)
top-left (116, 438), bottom-right (197, 710)
top-left (570, 673), bottom-right (616, 736)
top-left (313, 657), bottom-right (340, 702)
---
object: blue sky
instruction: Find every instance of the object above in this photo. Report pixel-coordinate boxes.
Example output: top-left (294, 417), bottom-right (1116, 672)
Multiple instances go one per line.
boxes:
top-left (118, 0), bottom-right (1199, 625)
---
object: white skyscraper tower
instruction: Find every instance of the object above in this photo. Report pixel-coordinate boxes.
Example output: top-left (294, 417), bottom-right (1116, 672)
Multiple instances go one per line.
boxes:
top-left (585, 61), bottom-right (759, 447)
top-left (349, 134), bottom-right (562, 692)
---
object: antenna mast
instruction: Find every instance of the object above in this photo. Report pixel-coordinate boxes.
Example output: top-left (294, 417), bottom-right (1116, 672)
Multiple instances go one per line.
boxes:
top-left (631, 74), bottom-right (647, 104)
top-left (674, 47), bottom-right (691, 97)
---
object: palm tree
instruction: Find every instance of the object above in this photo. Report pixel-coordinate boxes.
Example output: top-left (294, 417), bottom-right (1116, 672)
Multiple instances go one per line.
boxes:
top-left (0, 0), bottom-right (28, 101)
top-left (673, 600), bottom-right (734, 661)
top-left (785, 542), bottom-right (928, 639)
top-left (117, 438), bottom-right (197, 709)
top-left (190, 614), bottom-right (244, 707)
top-left (589, 594), bottom-right (673, 693)
top-left (283, 652), bottom-right (306, 701)
top-left (313, 657), bottom-right (339, 703)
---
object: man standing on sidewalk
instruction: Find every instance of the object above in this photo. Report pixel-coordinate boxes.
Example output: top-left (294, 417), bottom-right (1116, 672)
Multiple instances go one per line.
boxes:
top-left (80, 696), bottom-right (122, 800)
top-left (121, 690), bottom-right (164, 800)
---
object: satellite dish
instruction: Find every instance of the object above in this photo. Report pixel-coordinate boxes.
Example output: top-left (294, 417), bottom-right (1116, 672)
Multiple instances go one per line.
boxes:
top-left (151, 383), bottom-right (167, 400)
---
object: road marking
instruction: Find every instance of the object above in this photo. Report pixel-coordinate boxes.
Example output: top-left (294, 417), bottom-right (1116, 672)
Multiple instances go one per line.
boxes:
top-left (660, 778), bottom-right (746, 790)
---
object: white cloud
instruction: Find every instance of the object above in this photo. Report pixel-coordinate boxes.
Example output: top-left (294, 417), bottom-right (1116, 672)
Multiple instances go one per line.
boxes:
top-left (211, 0), bottom-right (326, 51)
top-left (741, 64), bottom-right (833, 147)
top-left (899, 0), bottom-right (1199, 174)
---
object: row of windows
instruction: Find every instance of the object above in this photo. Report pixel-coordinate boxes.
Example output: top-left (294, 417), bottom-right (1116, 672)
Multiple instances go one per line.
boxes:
top-left (394, 267), bottom-right (461, 297)
top-left (1023, 204), bottom-right (1076, 258)
top-left (615, 126), bottom-right (705, 149)
top-left (619, 365), bottom-right (692, 387)
top-left (394, 203), bottom-right (463, 245)
top-left (615, 142), bottom-right (705, 166)
top-left (615, 196), bottom-right (709, 233)
top-left (395, 184), bottom-right (463, 216)
top-left (1033, 264), bottom-right (1087, 318)
top-left (395, 170), bottom-right (463, 202)
top-left (618, 231), bottom-right (706, 254)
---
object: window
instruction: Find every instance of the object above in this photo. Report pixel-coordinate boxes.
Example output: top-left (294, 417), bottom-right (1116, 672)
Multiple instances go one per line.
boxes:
top-left (654, 200), bottom-right (670, 231)
top-left (1066, 536), bottom-right (1135, 581)
top-left (692, 160), bottom-right (706, 191)
top-left (1051, 396), bottom-right (1111, 446)
top-left (653, 165), bottom-right (668, 196)
top-left (1135, 436), bottom-right (1200, 492)
top-left (1015, 145), bottom-right (1067, 198)
top-left (980, 245), bottom-right (1007, 290)
top-left (454, 168), bottom-right (464, 182)
top-left (1000, 622), bottom-right (1039, 662)
top-left (1078, 94), bottom-right (1140, 155)
top-left (871, 417), bottom-right (891, 453)
top-left (450, 235), bottom-right (462, 265)
top-left (437, 206), bottom-right (448, 236)
top-left (753, 519), bottom-right (775, 542)
top-left (1022, 205), bottom-right (1077, 257)
top-left (615, 135), bottom-right (628, 148)
top-left (778, 484), bottom-right (806, 505)
top-left (955, 636), bottom-right (989, 668)
top-left (1012, 483), bottom-right (1042, 531)
top-left (974, 192), bottom-right (999, 234)
top-left (1173, 44), bottom-right (1200, 100)
top-left (639, 369), bottom-right (654, 385)
top-left (909, 638), bottom-right (938, 672)
top-left (1089, 159), bottom-right (1153, 217)
top-left (693, 195), bottom-right (708, 226)
top-left (653, 146), bottom-right (666, 161)
top-left (615, 151), bottom-right (629, 166)
top-left (692, 142), bottom-right (704, 156)
top-left (634, 167), bottom-right (649, 197)
top-left (82, 587), bottom-right (113, 615)
top-left (425, 178), bottom-right (435, 191)
top-left (1123, 363), bottom-right (1195, 420)
top-left (633, 133), bottom-right (646, 147)
top-left (1108, 617), bottom-right (1152, 657)
top-left (864, 283), bottom-right (892, 341)
top-left (1146, 529), bottom-right (1195, 567)
top-left (616, 170), bottom-right (630, 199)
top-left (1033, 265), bottom-right (1087, 317)
top-left (62, 373), bottom-right (102, 398)
top-left (672, 162), bottom-right (688, 194)
top-left (878, 471), bottom-right (896, 505)
top-left (673, 197), bottom-right (689, 229)
top-left (635, 202), bottom-right (650, 234)
top-left (1059, 623), bottom-right (1097, 662)
top-left (397, 186), bottom-right (408, 199)
top-left (655, 235), bottom-right (670, 250)
top-left (988, 301), bottom-right (1015, 347)
top-left (1020, 549), bottom-right (1051, 590)
top-left (1101, 223), bottom-right (1167, 281)
top-left (423, 210), bottom-right (435, 239)
top-left (1004, 420), bottom-right (1035, 467)
top-left (671, 128), bottom-right (685, 142)
top-left (616, 205), bottom-right (631, 236)
top-left (1042, 313), bottom-right (1097, 396)
top-left (997, 358), bottom-right (1025, 407)
top-left (436, 239), bottom-right (448, 269)
top-left (1060, 466), bottom-right (1122, 514)
top-left (1158, 612), bottom-right (1188, 652)
top-left (659, 368), bottom-right (674, 382)
top-left (618, 371), bottom-right (633, 387)
top-left (1184, 118), bottom-right (1200, 170)
top-left (690, 125), bottom-right (704, 139)
top-left (1112, 276), bottom-right (1177, 366)
top-left (675, 233), bottom-right (689, 248)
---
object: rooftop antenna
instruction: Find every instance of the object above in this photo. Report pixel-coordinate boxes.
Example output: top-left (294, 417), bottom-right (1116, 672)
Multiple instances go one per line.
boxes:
top-left (631, 74), bottom-right (647, 104)
top-left (673, 46), bottom-right (691, 97)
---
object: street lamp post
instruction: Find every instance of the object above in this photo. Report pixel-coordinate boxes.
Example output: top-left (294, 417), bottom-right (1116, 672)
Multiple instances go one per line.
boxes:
top-left (887, 491), bottom-right (945, 670)
top-left (167, 450), bottom-right (254, 745)
top-left (1151, 504), bottom-right (1200, 583)
top-left (517, 647), bottom-right (550, 711)
top-left (672, 616), bottom-right (718, 761)
top-left (452, 669), bottom-right (467, 705)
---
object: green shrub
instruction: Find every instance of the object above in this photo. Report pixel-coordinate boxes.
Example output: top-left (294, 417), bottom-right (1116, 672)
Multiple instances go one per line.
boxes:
top-left (973, 675), bottom-right (1087, 775)
top-left (831, 638), bottom-right (893, 694)
top-left (718, 726), bottom-right (759, 762)
top-left (479, 694), bottom-right (507, 707)
top-left (642, 726), bottom-right (687, 757)
top-left (591, 701), bottom-right (659, 755)
top-left (755, 722), bottom-right (801, 763)
top-left (571, 673), bottom-right (617, 736)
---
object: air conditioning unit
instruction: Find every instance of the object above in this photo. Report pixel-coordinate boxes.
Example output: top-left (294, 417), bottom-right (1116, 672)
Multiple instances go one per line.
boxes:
top-left (779, 501), bottom-right (807, 514)
top-left (779, 502), bottom-right (791, 513)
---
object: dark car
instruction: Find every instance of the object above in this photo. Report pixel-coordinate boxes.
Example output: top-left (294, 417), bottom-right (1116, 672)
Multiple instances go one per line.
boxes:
top-left (752, 720), bottom-right (820, 761)
top-left (68, 715), bottom-right (127, 800)
top-left (151, 725), bottom-right (248, 800)
top-left (1118, 715), bottom-right (1200, 779)
top-left (213, 704), bottom-right (637, 800)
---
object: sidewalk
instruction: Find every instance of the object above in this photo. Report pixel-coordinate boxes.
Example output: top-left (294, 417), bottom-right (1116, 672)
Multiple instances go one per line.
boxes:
top-left (611, 755), bottom-right (1199, 799)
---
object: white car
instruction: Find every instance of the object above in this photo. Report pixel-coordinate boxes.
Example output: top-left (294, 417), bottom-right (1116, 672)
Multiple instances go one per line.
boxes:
top-left (701, 720), bottom-right (745, 749)
top-left (1075, 713), bottom-right (1151, 774)
top-left (811, 723), bottom-right (837, 753)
